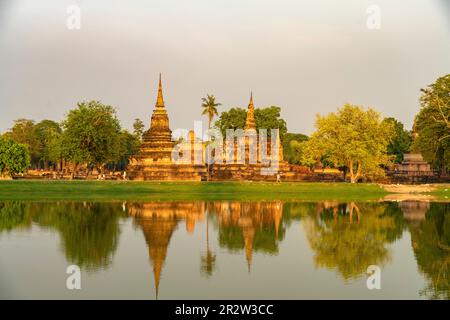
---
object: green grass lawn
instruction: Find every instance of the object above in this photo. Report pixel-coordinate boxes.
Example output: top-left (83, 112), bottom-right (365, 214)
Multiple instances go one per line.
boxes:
top-left (0, 180), bottom-right (392, 201)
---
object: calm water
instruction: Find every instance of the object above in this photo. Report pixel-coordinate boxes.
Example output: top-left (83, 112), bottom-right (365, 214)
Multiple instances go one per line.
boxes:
top-left (0, 200), bottom-right (448, 299)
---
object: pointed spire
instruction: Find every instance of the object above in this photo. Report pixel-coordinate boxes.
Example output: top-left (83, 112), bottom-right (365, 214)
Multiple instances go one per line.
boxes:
top-left (249, 91), bottom-right (254, 108)
top-left (156, 73), bottom-right (165, 108)
top-left (245, 91), bottom-right (256, 130)
top-left (154, 261), bottom-right (161, 300)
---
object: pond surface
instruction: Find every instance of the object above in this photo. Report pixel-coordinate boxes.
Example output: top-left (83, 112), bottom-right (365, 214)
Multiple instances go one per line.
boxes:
top-left (0, 200), bottom-right (449, 299)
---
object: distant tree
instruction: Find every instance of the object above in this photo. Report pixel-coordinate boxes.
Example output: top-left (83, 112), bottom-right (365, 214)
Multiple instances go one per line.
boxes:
top-left (4, 119), bottom-right (39, 167)
top-left (215, 107), bottom-right (247, 135)
top-left (382, 117), bottom-right (412, 163)
top-left (60, 101), bottom-right (121, 174)
top-left (283, 133), bottom-right (308, 164)
top-left (412, 74), bottom-right (450, 173)
top-left (215, 106), bottom-right (287, 142)
top-left (35, 120), bottom-right (62, 169)
top-left (302, 104), bottom-right (393, 183)
top-left (110, 130), bottom-right (140, 170)
top-left (0, 137), bottom-right (30, 178)
top-left (132, 118), bottom-right (145, 140)
top-left (255, 106), bottom-right (287, 142)
top-left (201, 94), bottom-right (221, 129)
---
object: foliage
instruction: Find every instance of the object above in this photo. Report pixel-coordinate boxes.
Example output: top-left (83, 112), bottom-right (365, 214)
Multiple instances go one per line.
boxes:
top-left (283, 133), bottom-right (308, 165)
top-left (0, 137), bottom-right (30, 177)
top-left (113, 130), bottom-right (140, 164)
top-left (132, 118), bottom-right (145, 140)
top-left (412, 74), bottom-right (450, 173)
top-left (34, 120), bottom-right (62, 167)
top-left (215, 106), bottom-right (287, 142)
top-left (60, 101), bottom-right (121, 171)
top-left (201, 94), bottom-right (221, 129)
top-left (382, 117), bottom-right (412, 163)
top-left (215, 107), bottom-right (246, 135)
top-left (3, 119), bottom-right (39, 165)
top-left (302, 104), bottom-right (393, 182)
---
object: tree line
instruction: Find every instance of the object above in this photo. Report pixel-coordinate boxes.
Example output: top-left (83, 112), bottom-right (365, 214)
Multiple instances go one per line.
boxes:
top-left (0, 101), bottom-right (144, 178)
top-left (0, 74), bottom-right (448, 181)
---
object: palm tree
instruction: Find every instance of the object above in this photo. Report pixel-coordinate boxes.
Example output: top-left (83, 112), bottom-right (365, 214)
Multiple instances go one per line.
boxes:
top-left (201, 94), bottom-right (221, 129)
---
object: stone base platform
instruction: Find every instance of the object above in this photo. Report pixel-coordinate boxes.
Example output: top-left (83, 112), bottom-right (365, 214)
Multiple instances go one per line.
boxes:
top-left (127, 164), bottom-right (207, 181)
top-left (208, 163), bottom-right (301, 182)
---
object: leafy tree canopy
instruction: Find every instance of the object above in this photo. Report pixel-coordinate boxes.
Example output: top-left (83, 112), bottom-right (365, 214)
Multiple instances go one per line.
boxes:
top-left (215, 106), bottom-right (287, 141)
top-left (0, 137), bottom-right (30, 177)
top-left (201, 94), bottom-right (221, 130)
top-left (382, 117), bottom-right (412, 163)
top-left (3, 119), bottom-right (39, 163)
top-left (283, 133), bottom-right (308, 165)
top-left (60, 100), bottom-right (121, 171)
top-left (302, 104), bottom-right (393, 183)
top-left (412, 74), bottom-right (450, 173)
top-left (132, 118), bottom-right (145, 140)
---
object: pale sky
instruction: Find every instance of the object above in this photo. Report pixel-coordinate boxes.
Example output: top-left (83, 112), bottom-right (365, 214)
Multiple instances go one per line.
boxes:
top-left (0, 0), bottom-right (449, 135)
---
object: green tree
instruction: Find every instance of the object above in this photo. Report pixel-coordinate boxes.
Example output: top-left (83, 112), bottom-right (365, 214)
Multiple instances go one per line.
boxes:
top-left (412, 74), bottom-right (450, 173)
top-left (35, 120), bottom-right (62, 169)
top-left (302, 104), bottom-right (393, 183)
top-left (382, 117), bottom-right (412, 163)
top-left (215, 106), bottom-right (288, 142)
top-left (60, 100), bottom-right (121, 174)
top-left (110, 130), bottom-right (140, 170)
top-left (215, 107), bottom-right (247, 135)
top-left (201, 94), bottom-right (221, 129)
top-left (132, 118), bottom-right (145, 140)
top-left (255, 106), bottom-right (287, 141)
top-left (0, 137), bottom-right (30, 178)
top-left (3, 119), bottom-right (39, 167)
top-left (283, 133), bottom-right (308, 164)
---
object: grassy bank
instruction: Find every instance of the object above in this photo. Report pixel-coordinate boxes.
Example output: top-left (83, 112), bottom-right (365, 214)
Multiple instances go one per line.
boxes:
top-left (0, 180), bottom-right (391, 201)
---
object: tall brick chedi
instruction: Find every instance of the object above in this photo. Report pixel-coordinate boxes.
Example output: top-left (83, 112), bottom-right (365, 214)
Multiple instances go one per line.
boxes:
top-left (140, 74), bottom-right (174, 163)
top-left (127, 75), bottom-right (206, 180)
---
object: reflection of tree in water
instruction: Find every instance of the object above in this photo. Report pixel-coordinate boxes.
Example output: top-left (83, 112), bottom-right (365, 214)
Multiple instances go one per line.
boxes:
top-left (407, 202), bottom-right (450, 299)
top-left (0, 201), bottom-right (125, 271)
top-left (303, 202), bottom-right (405, 281)
top-left (0, 201), bottom-right (30, 231)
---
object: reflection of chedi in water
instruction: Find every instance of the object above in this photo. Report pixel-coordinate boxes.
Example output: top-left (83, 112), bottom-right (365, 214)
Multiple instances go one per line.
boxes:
top-left (128, 202), bottom-right (205, 298)
top-left (128, 201), bottom-right (284, 297)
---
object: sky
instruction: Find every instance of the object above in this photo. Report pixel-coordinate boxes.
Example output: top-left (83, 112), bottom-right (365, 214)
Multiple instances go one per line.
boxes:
top-left (0, 0), bottom-right (449, 135)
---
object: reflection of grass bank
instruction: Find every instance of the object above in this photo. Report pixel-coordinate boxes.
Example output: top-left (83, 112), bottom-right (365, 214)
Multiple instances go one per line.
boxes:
top-left (0, 181), bottom-right (390, 201)
top-left (382, 184), bottom-right (449, 201)
top-left (429, 185), bottom-right (450, 201)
